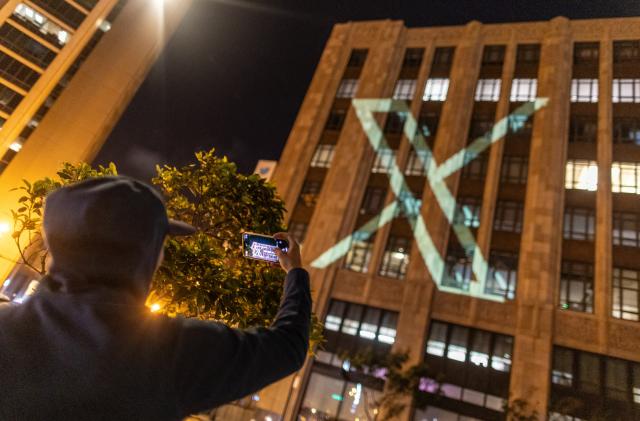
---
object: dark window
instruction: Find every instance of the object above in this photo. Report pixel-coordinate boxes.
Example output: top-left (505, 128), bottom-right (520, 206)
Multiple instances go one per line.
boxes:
top-left (613, 117), bottom-right (640, 145)
top-left (500, 155), bottom-right (529, 184)
top-left (432, 47), bottom-right (455, 68)
top-left (347, 49), bottom-right (368, 68)
top-left (486, 251), bottom-right (518, 300)
top-left (298, 180), bottom-right (322, 207)
top-left (31, 0), bottom-right (86, 29)
top-left (403, 48), bottom-right (424, 68)
top-left (0, 50), bottom-right (40, 90)
top-left (612, 267), bottom-right (640, 321)
top-left (482, 45), bottom-right (506, 65)
top-left (574, 42), bottom-right (600, 65)
top-left (613, 211), bottom-right (640, 247)
top-left (418, 112), bottom-right (439, 138)
top-left (494, 201), bottom-right (524, 233)
top-left (289, 221), bottom-right (308, 245)
top-left (614, 40), bottom-right (640, 63)
top-left (379, 235), bottom-right (411, 279)
top-left (469, 115), bottom-right (494, 139)
top-left (559, 261), bottom-right (594, 313)
top-left (461, 152), bottom-right (488, 180)
top-left (564, 207), bottom-right (595, 241)
top-left (0, 84), bottom-right (22, 115)
top-left (383, 112), bottom-right (406, 134)
top-left (360, 186), bottom-right (387, 215)
top-left (516, 44), bottom-right (540, 64)
top-left (325, 109), bottom-right (346, 131)
top-left (344, 236), bottom-right (375, 273)
top-left (569, 115), bottom-right (598, 143)
top-left (550, 347), bottom-right (640, 420)
top-left (0, 23), bottom-right (56, 69)
top-left (424, 321), bottom-right (513, 417)
top-left (310, 144), bottom-right (335, 168)
top-left (454, 196), bottom-right (482, 228)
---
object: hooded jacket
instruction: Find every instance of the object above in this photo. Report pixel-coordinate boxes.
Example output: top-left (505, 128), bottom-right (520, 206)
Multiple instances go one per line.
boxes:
top-left (0, 177), bottom-right (311, 420)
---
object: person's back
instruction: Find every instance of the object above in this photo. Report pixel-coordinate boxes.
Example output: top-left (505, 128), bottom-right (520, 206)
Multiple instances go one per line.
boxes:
top-left (0, 177), bottom-right (311, 420)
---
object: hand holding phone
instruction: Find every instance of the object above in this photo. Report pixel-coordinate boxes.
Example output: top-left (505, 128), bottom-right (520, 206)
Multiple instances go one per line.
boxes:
top-left (242, 232), bottom-right (301, 272)
top-left (273, 232), bottom-right (302, 273)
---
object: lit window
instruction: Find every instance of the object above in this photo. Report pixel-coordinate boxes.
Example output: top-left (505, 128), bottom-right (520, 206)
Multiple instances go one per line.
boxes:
top-left (371, 148), bottom-right (396, 173)
top-left (612, 162), bottom-right (640, 194)
top-left (336, 78), bottom-right (358, 98)
top-left (443, 246), bottom-right (472, 292)
top-left (9, 142), bottom-right (22, 152)
top-left (423, 78), bottom-right (449, 101)
top-left (378, 312), bottom-right (397, 344)
top-left (559, 261), bottom-right (594, 313)
top-left (340, 304), bottom-right (363, 335)
top-left (564, 207), bottom-right (595, 241)
top-left (612, 78), bottom-right (640, 103)
top-left (613, 211), bottom-right (640, 247)
top-left (485, 251), bottom-right (518, 300)
top-left (447, 325), bottom-right (469, 362)
top-left (310, 144), bottom-right (335, 168)
top-left (426, 322), bottom-right (447, 357)
top-left (378, 236), bottom-right (411, 279)
top-left (475, 78), bottom-right (501, 102)
top-left (392, 79), bottom-right (417, 100)
top-left (343, 237), bottom-right (374, 273)
top-left (570, 79), bottom-right (598, 103)
top-left (510, 78), bottom-right (537, 102)
top-left (612, 267), bottom-right (640, 321)
top-left (13, 3), bottom-right (70, 46)
top-left (359, 307), bottom-right (380, 340)
top-left (454, 196), bottom-right (481, 228)
top-left (405, 149), bottom-right (430, 176)
top-left (324, 301), bottom-right (345, 331)
top-left (565, 160), bottom-right (598, 191)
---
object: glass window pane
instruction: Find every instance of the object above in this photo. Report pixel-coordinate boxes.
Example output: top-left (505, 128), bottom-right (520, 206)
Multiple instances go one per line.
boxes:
top-left (359, 307), bottom-right (380, 340)
top-left (341, 304), bottom-right (363, 335)
top-left (447, 325), bottom-right (469, 362)
top-left (427, 321), bottom-right (448, 357)
top-left (300, 372), bottom-right (344, 418)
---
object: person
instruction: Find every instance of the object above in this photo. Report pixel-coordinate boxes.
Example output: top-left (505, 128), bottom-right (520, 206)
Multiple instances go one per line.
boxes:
top-left (0, 176), bottom-right (311, 420)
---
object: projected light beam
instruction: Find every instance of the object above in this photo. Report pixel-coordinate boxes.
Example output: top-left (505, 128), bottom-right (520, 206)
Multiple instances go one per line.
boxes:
top-left (311, 97), bottom-right (548, 302)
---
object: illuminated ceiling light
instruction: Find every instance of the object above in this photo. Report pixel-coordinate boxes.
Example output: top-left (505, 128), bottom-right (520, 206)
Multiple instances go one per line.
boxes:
top-left (150, 303), bottom-right (161, 312)
top-left (97, 19), bottom-right (111, 32)
top-left (9, 142), bottom-right (22, 152)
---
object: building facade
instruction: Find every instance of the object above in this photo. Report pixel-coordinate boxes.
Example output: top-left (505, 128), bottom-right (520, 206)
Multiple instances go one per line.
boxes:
top-left (0, 0), bottom-right (190, 292)
top-left (263, 16), bottom-right (640, 421)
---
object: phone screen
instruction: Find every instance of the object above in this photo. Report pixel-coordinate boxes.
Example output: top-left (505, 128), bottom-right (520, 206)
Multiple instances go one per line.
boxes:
top-left (242, 233), bottom-right (289, 263)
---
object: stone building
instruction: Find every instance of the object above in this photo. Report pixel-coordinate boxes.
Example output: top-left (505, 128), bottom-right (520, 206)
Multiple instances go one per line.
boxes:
top-left (0, 0), bottom-right (190, 294)
top-left (262, 15), bottom-right (640, 421)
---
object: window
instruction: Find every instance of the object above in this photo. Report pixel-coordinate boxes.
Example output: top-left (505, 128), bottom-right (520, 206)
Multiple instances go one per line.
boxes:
top-left (500, 155), bottom-right (528, 184)
top-left (298, 180), bottom-right (322, 207)
top-left (510, 78), bottom-right (538, 102)
top-left (432, 47), bottom-right (455, 68)
top-left (613, 211), bottom-right (640, 247)
top-left (423, 78), bottom-right (449, 101)
top-left (612, 267), bottom-right (640, 321)
top-left (403, 48), bottom-right (424, 68)
top-left (551, 347), bottom-right (640, 420)
top-left (482, 45), bottom-right (506, 65)
top-left (310, 144), bottom-right (335, 168)
top-left (325, 109), bottom-right (346, 131)
top-left (0, 24), bottom-right (56, 69)
top-left (418, 112), bottom-right (439, 138)
top-left (289, 221), bottom-right (308, 245)
top-left (13, 3), bottom-right (70, 47)
top-left (475, 79), bottom-right (501, 102)
top-left (569, 115), bottom-right (597, 143)
top-left (574, 42), bottom-right (599, 64)
top-left (612, 161), bottom-right (640, 194)
top-left (494, 201), bottom-right (524, 233)
top-left (336, 78), bottom-right (358, 98)
top-left (344, 237), bottom-right (374, 273)
top-left (393, 79), bottom-right (417, 100)
top-left (28, 0), bottom-right (85, 29)
top-left (559, 261), bottom-right (594, 313)
top-left (454, 197), bottom-right (482, 228)
top-left (0, 50), bottom-right (40, 90)
top-left (443, 246), bottom-right (472, 292)
top-left (613, 117), bottom-right (640, 145)
top-left (371, 148), bottom-right (396, 173)
top-left (379, 236), bottom-right (411, 279)
top-left (570, 79), bottom-right (598, 103)
top-left (516, 44), bottom-right (541, 64)
top-left (0, 84), bottom-right (23, 115)
top-left (486, 251), bottom-right (518, 300)
top-left (613, 79), bottom-right (640, 103)
top-left (469, 115), bottom-right (494, 139)
top-left (324, 299), bottom-right (398, 344)
top-left (383, 112), bottom-right (406, 134)
top-left (347, 49), bottom-right (368, 68)
top-left (424, 321), bottom-right (513, 416)
top-left (405, 149), bottom-right (430, 176)
top-left (360, 186), bottom-right (387, 215)
top-left (564, 207), bottom-right (595, 241)
top-left (614, 40), bottom-right (640, 63)
top-left (461, 152), bottom-right (488, 180)
top-left (565, 160), bottom-right (598, 191)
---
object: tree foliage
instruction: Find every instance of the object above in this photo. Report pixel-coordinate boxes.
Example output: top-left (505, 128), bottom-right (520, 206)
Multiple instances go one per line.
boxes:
top-left (9, 149), bottom-right (322, 346)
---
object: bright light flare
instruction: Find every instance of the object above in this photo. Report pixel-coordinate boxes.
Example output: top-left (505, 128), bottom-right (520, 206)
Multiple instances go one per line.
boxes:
top-left (9, 142), bottom-right (22, 152)
top-left (0, 222), bottom-right (11, 235)
top-left (150, 303), bottom-right (161, 313)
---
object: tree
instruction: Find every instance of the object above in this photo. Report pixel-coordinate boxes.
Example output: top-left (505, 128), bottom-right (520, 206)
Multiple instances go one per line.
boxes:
top-left (9, 149), bottom-right (322, 345)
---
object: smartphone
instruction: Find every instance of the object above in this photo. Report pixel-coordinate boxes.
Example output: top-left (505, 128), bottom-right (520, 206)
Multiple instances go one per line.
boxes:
top-left (242, 232), bottom-right (289, 263)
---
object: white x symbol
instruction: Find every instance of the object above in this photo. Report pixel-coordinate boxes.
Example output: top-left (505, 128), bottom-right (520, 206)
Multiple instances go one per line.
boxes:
top-left (311, 97), bottom-right (548, 302)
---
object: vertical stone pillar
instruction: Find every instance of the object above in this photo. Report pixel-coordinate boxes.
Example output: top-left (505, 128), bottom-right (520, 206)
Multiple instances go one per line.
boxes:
top-left (595, 31), bottom-right (613, 350)
top-left (509, 17), bottom-right (572, 414)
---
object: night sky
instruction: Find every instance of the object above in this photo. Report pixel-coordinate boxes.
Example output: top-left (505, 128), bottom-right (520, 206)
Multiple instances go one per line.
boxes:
top-left (94, 0), bottom-right (640, 180)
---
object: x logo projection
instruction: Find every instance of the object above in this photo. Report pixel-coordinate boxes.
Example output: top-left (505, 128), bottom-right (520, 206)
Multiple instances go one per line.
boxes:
top-left (311, 97), bottom-right (548, 303)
